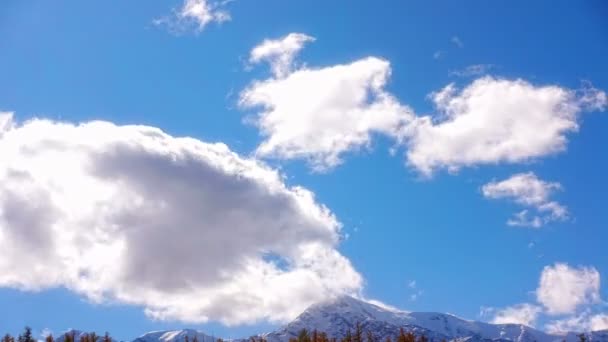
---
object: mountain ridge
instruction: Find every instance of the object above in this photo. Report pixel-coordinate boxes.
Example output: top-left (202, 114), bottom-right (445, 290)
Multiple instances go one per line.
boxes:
top-left (55, 296), bottom-right (608, 342)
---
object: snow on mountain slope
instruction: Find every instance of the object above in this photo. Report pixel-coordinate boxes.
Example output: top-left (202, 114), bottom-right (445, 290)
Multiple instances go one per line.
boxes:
top-left (56, 296), bottom-right (608, 342)
top-left (263, 296), bottom-right (599, 342)
top-left (134, 330), bottom-right (220, 342)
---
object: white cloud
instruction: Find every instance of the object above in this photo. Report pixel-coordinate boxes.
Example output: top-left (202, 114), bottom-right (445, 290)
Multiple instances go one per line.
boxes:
top-left (364, 298), bottom-right (403, 313)
top-left (546, 312), bottom-right (608, 334)
top-left (249, 33), bottom-right (316, 78)
top-left (536, 263), bottom-right (601, 315)
top-left (483, 263), bottom-right (605, 331)
top-left (449, 64), bottom-right (494, 77)
top-left (409, 290), bottom-right (423, 302)
top-left (405, 77), bottom-right (607, 176)
top-left (155, 0), bottom-right (231, 34)
top-left (241, 33), bottom-right (414, 171)
top-left (0, 113), bottom-right (362, 325)
top-left (451, 36), bottom-right (464, 48)
top-left (242, 34), bottom-right (607, 175)
top-left (489, 303), bottom-right (542, 326)
top-left (482, 172), bottom-right (567, 228)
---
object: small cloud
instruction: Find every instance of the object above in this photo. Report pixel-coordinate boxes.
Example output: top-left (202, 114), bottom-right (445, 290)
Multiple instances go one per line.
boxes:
top-left (154, 0), bottom-right (232, 34)
top-left (482, 172), bottom-right (568, 228)
top-left (409, 290), bottom-right (423, 301)
top-left (449, 64), bottom-right (494, 77)
top-left (407, 280), bottom-right (422, 301)
top-left (433, 51), bottom-right (443, 60)
top-left (451, 36), bottom-right (464, 48)
top-left (487, 303), bottom-right (542, 327)
top-left (248, 33), bottom-right (315, 78)
top-left (536, 263), bottom-right (601, 315)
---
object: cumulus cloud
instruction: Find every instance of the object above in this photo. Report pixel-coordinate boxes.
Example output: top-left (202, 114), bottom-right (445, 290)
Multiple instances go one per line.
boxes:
top-left (242, 34), bottom-right (607, 175)
top-left (0, 113), bottom-right (362, 324)
top-left (486, 303), bottom-right (542, 327)
top-left (482, 172), bottom-right (567, 228)
top-left (546, 312), bottom-right (608, 334)
top-left (241, 33), bottom-right (414, 171)
top-left (405, 77), bottom-right (607, 176)
top-left (249, 33), bottom-right (316, 78)
top-left (155, 0), bottom-right (231, 34)
top-left (536, 263), bottom-right (601, 315)
top-left (483, 263), bottom-right (605, 331)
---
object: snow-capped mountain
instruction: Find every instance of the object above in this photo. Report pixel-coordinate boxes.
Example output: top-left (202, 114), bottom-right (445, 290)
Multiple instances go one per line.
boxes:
top-left (133, 330), bottom-right (219, 342)
top-left (56, 296), bottom-right (608, 342)
top-left (262, 296), bottom-right (605, 342)
top-left (264, 296), bottom-right (550, 342)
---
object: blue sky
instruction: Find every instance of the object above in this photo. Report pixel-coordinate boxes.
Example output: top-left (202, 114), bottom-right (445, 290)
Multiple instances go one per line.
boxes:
top-left (0, 0), bottom-right (607, 340)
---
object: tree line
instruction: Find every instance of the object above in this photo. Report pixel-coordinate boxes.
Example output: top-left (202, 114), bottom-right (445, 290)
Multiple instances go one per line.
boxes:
top-left (2, 325), bottom-right (593, 342)
top-left (286, 324), bottom-right (427, 342)
top-left (1, 327), bottom-right (112, 342)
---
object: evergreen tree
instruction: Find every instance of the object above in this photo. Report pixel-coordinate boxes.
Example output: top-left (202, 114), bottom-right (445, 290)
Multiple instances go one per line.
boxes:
top-left (64, 332), bottom-right (75, 342)
top-left (298, 329), bottom-right (311, 342)
top-left (2, 334), bottom-right (14, 342)
top-left (21, 328), bottom-right (34, 342)
top-left (102, 333), bottom-right (112, 342)
top-left (353, 324), bottom-right (363, 342)
top-left (80, 333), bottom-right (90, 342)
top-left (341, 330), bottom-right (352, 342)
top-left (45, 334), bottom-right (54, 342)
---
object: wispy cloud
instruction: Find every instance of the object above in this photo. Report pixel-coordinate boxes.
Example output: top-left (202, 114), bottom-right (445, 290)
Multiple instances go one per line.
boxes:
top-left (154, 0), bottom-right (232, 34)
top-left (449, 64), bottom-right (494, 77)
top-left (451, 36), bottom-right (464, 48)
top-left (482, 172), bottom-right (568, 228)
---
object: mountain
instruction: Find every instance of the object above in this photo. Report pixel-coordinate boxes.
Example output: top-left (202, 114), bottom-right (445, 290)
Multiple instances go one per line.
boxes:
top-left (262, 296), bottom-right (557, 342)
top-left (55, 296), bottom-right (608, 342)
top-left (134, 330), bottom-right (219, 342)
